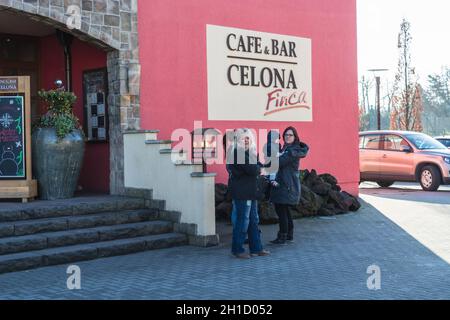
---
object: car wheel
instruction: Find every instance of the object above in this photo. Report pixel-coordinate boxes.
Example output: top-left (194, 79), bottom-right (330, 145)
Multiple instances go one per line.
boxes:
top-left (419, 166), bottom-right (441, 191)
top-left (376, 181), bottom-right (394, 188)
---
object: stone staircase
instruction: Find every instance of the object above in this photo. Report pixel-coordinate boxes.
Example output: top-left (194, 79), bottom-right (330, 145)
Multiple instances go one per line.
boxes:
top-left (123, 130), bottom-right (218, 245)
top-left (0, 195), bottom-right (188, 274)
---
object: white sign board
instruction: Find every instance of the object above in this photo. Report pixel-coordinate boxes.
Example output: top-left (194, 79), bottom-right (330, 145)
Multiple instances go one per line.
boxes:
top-left (207, 25), bottom-right (312, 122)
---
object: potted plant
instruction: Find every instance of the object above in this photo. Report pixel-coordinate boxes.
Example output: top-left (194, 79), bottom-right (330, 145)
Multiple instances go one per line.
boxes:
top-left (32, 85), bottom-right (85, 200)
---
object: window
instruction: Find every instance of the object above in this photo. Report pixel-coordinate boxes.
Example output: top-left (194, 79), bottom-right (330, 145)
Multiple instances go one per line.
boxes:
top-left (382, 135), bottom-right (409, 151)
top-left (405, 133), bottom-right (447, 150)
top-left (83, 68), bottom-right (109, 142)
top-left (437, 139), bottom-right (450, 148)
top-left (361, 135), bottom-right (382, 150)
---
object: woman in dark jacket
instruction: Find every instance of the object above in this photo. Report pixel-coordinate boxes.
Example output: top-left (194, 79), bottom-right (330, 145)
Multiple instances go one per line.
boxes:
top-left (228, 128), bottom-right (270, 259)
top-left (269, 126), bottom-right (309, 244)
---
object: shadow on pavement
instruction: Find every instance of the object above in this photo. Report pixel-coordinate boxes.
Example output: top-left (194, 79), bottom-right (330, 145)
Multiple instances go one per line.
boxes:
top-left (359, 183), bottom-right (450, 205)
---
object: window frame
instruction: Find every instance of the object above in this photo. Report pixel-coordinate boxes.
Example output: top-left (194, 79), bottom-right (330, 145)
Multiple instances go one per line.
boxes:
top-left (380, 134), bottom-right (412, 152)
top-left (359, 134), bottom-right (383, 150)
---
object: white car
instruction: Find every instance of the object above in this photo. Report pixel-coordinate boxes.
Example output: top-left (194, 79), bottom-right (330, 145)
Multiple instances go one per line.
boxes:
top-left (434, 136), bottom-right (450, 149)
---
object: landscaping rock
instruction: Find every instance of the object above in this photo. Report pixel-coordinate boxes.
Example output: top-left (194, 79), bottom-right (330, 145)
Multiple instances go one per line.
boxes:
top-left (318, 207), bottom-right (335, 216)
top-left (215, 170), bottom-right (361, 223)
top-left (342, 191), bottom-right (361, 211)
top-left (216, 201), bottom-right (232, 221)
top-left (258, 201), bottom-right (278, 224)
top-left (311, 181), bottom-right (332, 196)
top-left (328, 190), bottom-right (351, 212)
top-left (299, 185), bottom-right (325, 214)
top-left (318, 173), bottom-right (338, 186)
top-left (215, 184), bottom-right (228, 205)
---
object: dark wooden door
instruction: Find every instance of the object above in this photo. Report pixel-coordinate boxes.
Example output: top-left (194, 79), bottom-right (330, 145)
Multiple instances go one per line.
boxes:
top-left (0, 34), bottom-right (39, 122)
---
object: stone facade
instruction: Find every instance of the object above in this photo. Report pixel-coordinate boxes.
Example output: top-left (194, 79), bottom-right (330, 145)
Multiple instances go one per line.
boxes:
top-left (0, 0), bottom-right (141, 195)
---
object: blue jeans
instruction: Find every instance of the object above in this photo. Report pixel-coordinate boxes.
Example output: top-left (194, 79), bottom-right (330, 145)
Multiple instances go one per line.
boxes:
top-left (231, 200), bottom-right (264, 255)
top-left (231, 202), bottom-right (237, 226)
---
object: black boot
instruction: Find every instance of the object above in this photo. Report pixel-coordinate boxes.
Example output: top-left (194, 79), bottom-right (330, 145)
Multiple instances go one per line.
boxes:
top-left (270, 232), bottom-right (287, 245)
top-left (287, 229), bottom-right (294, 243)
top-left (270, 232), bottom-right (281, 244)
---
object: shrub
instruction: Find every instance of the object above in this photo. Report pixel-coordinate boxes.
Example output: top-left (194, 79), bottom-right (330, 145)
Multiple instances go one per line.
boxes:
top-left (35, 88), bottom-right (82, 139)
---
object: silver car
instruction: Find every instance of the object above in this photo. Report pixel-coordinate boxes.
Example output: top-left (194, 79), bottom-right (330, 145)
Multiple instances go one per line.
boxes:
top-left (360, 130), bottom-right (450, 191)
top-left (434, 136), bottom-right (450, 149)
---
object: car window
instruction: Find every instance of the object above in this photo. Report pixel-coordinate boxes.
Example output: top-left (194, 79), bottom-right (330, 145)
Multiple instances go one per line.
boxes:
top-left (405, 134), bottom-right (447, 150)
top-left (382, 135), bottom-right (409, 151)
top-left (437, 139), bottom-right (450, 147)
top-left (361, 135), bottom-right (382, 150)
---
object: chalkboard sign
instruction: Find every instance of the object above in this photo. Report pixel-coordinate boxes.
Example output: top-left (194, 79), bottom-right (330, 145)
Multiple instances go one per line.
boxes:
top-left (0, 95), bottom-right (25, 179)
top-left (0, 76), bottom-right (36, 202)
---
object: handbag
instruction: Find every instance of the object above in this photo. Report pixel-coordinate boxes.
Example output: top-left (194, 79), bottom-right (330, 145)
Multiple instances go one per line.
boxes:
top-left (256, 175), bottom-right (271, 201)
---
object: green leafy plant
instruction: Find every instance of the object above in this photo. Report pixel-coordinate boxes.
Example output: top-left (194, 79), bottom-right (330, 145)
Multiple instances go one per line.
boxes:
top-left (36, 88), bottom-right (82, 139)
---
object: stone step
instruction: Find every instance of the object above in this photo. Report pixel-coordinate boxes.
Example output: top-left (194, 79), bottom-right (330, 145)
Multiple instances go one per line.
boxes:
top-left (124, 130), bottom-right (160, 141)
top-left (0, 209), bottom-right (160, 238)
top-left (0, 196), bottom-right (147, 223)
top-left (0, 233), bottom-right (188, 274)
top-left (0, 220), bottom-right (174, 255)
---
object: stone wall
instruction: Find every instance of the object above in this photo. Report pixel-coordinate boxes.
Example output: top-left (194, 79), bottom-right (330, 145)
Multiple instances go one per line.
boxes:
top-left (0, 0), bottom-right (142, 195)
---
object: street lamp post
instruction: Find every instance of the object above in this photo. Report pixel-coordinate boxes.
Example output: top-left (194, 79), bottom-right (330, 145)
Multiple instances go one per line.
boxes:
top-left (368, 69), bottom-right (389, 130)
top-left (375, 76), bottom-right (381, 130)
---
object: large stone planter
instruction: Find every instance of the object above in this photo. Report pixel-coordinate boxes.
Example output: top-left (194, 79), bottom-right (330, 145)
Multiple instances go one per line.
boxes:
top-left (32, 128), bottom-right (85, 200)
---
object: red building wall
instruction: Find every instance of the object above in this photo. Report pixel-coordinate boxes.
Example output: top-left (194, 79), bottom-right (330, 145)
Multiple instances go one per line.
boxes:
top-left (137, 0), bottom-right (360, 195)
top-left (39, 35), bottom-right (109, 193)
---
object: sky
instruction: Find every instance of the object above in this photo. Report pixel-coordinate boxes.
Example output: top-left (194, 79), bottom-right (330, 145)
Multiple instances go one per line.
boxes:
top-left (357, 0), bottom-right (450, 88)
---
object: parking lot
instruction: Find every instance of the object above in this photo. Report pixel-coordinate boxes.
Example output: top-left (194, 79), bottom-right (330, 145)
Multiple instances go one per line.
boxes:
top-left (359, 182), bottom-right (450, 265)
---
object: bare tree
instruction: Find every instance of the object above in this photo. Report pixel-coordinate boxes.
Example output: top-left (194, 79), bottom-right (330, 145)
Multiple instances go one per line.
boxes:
top-left (359, 76), bottom-right (372, 113)
top-left (359, 76), bottom-right (372, 130)
top-left (384, 79), bottom-right (395, 114)
top-left (390, 19), bottom-right (424, 131)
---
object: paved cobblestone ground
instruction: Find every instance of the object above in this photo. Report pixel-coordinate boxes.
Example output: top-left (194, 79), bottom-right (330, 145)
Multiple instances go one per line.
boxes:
top-left (0, 185), bottom-right (449, 300)
top-left (360, 182), bottom-right (450, 266)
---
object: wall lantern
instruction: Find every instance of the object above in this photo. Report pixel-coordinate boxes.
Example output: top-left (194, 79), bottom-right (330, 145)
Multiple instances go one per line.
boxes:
top-left (191, 128), bottom-right (220, 173)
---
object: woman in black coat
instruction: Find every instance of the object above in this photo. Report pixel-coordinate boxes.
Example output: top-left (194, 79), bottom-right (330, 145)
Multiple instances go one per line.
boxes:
top-left (269, 126), bottom-right (309, 244)
top-left (228, 128), bottom-right (270, 259)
